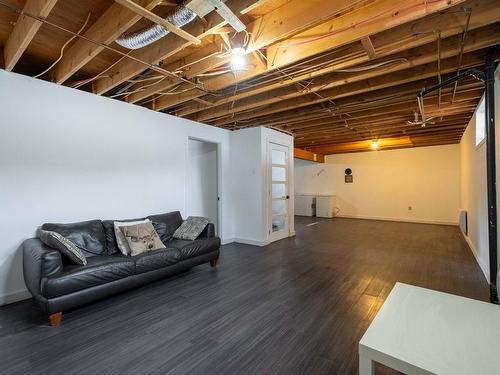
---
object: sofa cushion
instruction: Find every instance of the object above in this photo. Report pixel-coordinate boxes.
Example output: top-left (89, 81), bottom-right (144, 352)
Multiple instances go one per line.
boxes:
top-left (147, 211), bottom-right (183, 243)
top-left (41, 220), bottom-right (106, 257)
top-left (41, 256), bottom-right (135, 299)
top-left (134, 248), bottom-right (181, 274)
top-left (102, 217), bottom-right (145, 255)
top-left (166, 237), bottom-right (221, 260)
top-left (39, 230), bottom-right (87, 265)
top-left (173, 216), bottom-right (209, 240)
top-left (120, 222), bottom-right (166, 256)
top-left (114, 219), bottom-right (151, 256)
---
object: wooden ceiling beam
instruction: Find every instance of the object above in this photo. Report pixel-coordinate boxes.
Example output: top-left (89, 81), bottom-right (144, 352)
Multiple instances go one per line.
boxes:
top-left (126, 38), bottom-right (229, 104)
top-left (54, 0), bottom-right (161, 84)
top-left (288, 91), bottom-right (482, 129)
top-left (126, 0), bottom-right (366, 105)
top-left (360, 36), bottom-right (377, 59)
top-left (294, 113), bottom-right (473, 136)
top-left (4, 0), bottom-right (59, 71)
top-left (190, 27), bottom-right (499, 122)
top-left (305, 132), bottom-right (466, 154)
top-left (306, 136), bottom-right (414, 154)
top-left (256, 82), bottom-right (484, 127)
top-left (153, 52), bottom-right (268, 110)
top-left (294, 148), bottom-right (325, 163)
top-left (92, 0), bottom-right (268, 96)
top-left (293, 112), bottom-right (476, 137)
top-left (288, 107), bottom-right (467, 133)
top-left (114, 0), bottom-right (202, 44)
top-left (265, 0), bottom-right (466, 71)
top-left (175, 0), bottom-right (500, 117)
top-left (294, 121), bottom-right (472, 146)
top-left (210, 50), bottom-right (487, 126)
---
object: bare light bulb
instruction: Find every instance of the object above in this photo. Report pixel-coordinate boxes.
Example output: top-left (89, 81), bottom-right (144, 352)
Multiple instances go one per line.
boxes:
top-left (230, 47), bottom-right (246, 71)
top-left (371, 140), bottom-right (379, 150)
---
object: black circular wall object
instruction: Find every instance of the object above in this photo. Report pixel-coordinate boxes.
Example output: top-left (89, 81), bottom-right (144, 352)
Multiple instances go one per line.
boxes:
top-left (345, 168), bottom-right (352, 175)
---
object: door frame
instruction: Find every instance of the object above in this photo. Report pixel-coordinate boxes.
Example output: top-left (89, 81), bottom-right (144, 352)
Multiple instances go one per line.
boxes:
top-left (267, 141), bottom-right (292, 242)
top-left (187, 136), bottom-right (221, 236)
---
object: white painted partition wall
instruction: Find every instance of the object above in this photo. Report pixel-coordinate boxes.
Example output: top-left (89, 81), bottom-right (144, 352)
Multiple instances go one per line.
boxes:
top-left (230, 127), bottom-right (295, 245)
top-left (0, 70), bottom-right (290, 305)
top-left (459, 65), bottom-right (500, 281)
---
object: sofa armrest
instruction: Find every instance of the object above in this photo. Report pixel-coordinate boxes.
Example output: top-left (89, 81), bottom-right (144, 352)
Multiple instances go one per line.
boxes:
top-left (198, 223), bottom-right (216, 238)
top-left (23, 238), bottom-right (63, 297)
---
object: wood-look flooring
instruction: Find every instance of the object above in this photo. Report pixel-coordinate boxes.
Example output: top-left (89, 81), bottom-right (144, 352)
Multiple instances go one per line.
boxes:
top-left (0, 217), bottom-right (489, 374)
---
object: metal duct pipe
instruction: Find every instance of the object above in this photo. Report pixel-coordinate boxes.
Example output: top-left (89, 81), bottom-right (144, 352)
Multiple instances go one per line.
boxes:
top-left (116, 2), bottom-right (197, 49)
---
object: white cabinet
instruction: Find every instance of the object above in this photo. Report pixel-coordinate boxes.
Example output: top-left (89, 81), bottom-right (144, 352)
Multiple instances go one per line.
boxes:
top-left (295, 195), bottom-right (315, 216)
top-left (316, 195), bottom-right (336, 218)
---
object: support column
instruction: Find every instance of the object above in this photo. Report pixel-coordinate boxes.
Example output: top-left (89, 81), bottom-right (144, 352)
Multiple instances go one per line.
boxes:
top-left (485, 47), bottom-right (498, 304)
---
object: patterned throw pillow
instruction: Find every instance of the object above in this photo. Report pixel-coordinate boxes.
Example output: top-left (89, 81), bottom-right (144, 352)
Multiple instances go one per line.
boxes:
top-left (39, 230), bottom-right (87, 265)
top-left (120, 222), bottom-right (166, 256)
top-left (173, 216), bottom-right (209, 240)
top-left (114, 219), bottom-right (151, 256)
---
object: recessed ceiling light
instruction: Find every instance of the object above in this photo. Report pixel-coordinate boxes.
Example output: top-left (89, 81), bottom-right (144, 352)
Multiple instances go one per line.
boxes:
top-left (371, 140), bottom-right (379, 150)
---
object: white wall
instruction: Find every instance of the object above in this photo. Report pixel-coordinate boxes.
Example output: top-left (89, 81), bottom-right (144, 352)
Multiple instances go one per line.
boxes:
top-left (231, 127), bottom-right (294, 245)
top-left (295, 145), bottom-right (461, 225)
top-left (0, 70), bottom-right (236, 304)
top-left (460, 105), bottom-right (489, 278)
top-left (459, 66), bottom-right (500, 281)
top-left (187, 139), bottom-right (218, 233)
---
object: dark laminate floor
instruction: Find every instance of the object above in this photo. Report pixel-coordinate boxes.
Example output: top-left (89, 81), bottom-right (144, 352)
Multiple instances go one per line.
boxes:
top-left (0, 217), bottom-right (489, 375)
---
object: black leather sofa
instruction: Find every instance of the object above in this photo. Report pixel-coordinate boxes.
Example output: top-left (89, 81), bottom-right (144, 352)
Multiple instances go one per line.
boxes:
top-left (22, 211), bottom-right (220, 326)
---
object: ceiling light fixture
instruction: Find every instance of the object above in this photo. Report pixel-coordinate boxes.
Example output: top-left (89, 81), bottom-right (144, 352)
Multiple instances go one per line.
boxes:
top-left (371, 140), bottom-right (379, 150)
top-left (230, 47), bottom-right (247, 71)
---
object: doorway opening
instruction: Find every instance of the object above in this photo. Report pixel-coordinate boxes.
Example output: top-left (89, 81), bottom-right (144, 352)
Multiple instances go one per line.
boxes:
top-left (188, 138), bottom-right (219, 235)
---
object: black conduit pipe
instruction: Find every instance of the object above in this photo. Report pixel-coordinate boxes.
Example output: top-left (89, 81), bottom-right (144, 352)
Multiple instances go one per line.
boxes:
top-left (417, 47), bottom-right (499, 303)
top-left (485, 48), bottom-right (498, 304)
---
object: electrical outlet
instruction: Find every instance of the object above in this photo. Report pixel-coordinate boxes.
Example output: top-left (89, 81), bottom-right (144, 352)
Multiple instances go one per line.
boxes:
top-left (408, 206), bottom-right (412, 211)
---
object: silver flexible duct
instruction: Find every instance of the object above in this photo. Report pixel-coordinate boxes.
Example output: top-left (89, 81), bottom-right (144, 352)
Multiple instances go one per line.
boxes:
top-left (116, 2), bottom-right (197, 49)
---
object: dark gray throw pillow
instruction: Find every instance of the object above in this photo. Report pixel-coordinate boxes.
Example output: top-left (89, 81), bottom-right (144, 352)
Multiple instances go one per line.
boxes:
top-left (173, 216), bottom-right (209, 240)
top-left (39, 230), bottom-right (87, 265)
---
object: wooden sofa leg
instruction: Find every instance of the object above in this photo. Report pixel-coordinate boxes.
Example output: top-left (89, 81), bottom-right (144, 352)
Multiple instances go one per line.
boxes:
top-left (49, 312), bottom-right (62, 327)
top-left (209, 257), bottom-right (219, 268)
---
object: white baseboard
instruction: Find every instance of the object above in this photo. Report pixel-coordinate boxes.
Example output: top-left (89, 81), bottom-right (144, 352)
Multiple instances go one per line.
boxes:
top-left (335, 214), bottom-right (458, 226)
top-left (221, 237), bottom-right (235, 245)
top-left (461, 232), bottom-right (490, 282)
top-left (232, 238), bottom-right (270, 247)
top-left (0, 289), bottom-right (31, 306)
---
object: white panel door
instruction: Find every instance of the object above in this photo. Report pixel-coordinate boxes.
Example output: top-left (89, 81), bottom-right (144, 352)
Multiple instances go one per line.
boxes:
top-left (268, 142), bottom-right (290, 242)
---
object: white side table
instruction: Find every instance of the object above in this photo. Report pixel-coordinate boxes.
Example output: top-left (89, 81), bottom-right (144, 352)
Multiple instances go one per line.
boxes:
top-left (359, 283), bottom-right (500, 375)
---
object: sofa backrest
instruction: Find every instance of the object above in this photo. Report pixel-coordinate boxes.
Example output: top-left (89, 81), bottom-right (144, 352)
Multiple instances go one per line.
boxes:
top-left (147, 211), bottom-right (183, 244)
top-left (41, 212), bottom-right (184, 256)
top-left (41, 220), bottom-right (106, 257)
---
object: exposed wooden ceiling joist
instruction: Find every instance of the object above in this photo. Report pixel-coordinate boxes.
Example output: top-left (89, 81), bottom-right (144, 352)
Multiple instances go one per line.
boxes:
top-left (113, 0), bottom-right (202, 44)
top-left (156, 0), bottom-right (473, 111)
top-left (174, 0), bottom-right (500, 117)
top-left (4, 0), bottom-right (59, 71)
top-left (53, 0), bottom-right (161, 84)
top-left (92, 0), bottom-right (267, 95)
top-left (124, 0), bottom-right (366, 103)
top-left (209, 49), bottom-right (489, 127)
top-left (1, 0), bottom-right (499, 153)
top-left (188, 27), bottom-right (499, 123)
